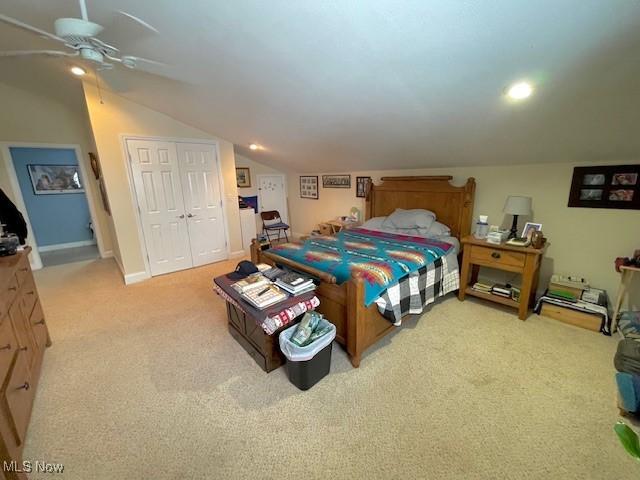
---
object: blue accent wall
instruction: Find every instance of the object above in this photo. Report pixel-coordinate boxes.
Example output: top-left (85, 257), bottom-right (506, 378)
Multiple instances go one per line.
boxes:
top-left (10, 147), bottom-right (93, 247)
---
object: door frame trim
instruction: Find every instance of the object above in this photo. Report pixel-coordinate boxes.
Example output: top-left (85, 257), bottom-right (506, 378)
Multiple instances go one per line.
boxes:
top-left (121, 135), bottom-right (230, 279)
top-left (256, 173), bottom-right (289, 225)
top-left (0, 142), bottom-right (108, 270)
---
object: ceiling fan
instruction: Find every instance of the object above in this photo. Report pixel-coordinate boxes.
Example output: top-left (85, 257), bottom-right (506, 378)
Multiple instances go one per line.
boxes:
top-left (0, 0), bottom-right (164, 71)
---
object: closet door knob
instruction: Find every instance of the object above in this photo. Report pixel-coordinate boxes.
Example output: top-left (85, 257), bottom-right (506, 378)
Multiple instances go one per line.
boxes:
top-left (187, 213), bottom-right (194, 218)
top-left (18, 382), bottom-right (30, 391)
top-left (491, 252), bottom-right (501, 259)
top-left (177, 214), bottom-right (185, 219)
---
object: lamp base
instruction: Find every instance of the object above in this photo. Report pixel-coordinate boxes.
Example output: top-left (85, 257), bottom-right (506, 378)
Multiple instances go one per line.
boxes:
top-left (508, 215), bottom-right (519, 239)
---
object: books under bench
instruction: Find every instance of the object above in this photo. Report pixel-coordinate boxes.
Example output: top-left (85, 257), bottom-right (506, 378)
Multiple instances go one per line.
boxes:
top-left (231, 265), bottom-right (316, 309)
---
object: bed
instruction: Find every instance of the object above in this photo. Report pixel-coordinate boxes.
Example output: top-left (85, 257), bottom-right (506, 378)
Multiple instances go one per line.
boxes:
top-left (251, 176), bottom-right (476, 367)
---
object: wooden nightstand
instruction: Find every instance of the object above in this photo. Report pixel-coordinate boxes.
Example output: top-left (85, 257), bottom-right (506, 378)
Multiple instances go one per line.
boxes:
top-left (458, 236), bottom-right (545, 320)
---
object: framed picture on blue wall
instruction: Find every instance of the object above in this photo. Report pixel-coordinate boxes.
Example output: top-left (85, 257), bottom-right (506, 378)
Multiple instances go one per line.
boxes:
top-left (27, 164), bottom-right (85, 195)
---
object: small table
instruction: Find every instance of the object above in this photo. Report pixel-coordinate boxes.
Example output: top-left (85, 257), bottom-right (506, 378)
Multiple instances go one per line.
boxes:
top-left (612, 265), bottom-right (640, 333)
top-left (213, 275), bottom-right (319, 372)
top-left (322, 220), bottom-right (361, 235)
top-left (458, 236), bottom-right (545, 320)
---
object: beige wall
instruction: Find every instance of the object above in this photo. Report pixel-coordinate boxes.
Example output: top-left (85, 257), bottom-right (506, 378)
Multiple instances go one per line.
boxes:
top-left (235, 154), bottom-right (287, 231)
top-left (82, 82), bottom-right (242, 280)
top-left (0, 80), bottom-right (115, 257)
top-left (288, 163), bottom-right (640, 308)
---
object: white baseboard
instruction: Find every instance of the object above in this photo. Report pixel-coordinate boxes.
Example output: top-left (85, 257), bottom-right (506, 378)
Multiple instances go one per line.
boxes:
top-left (38, 240), bottom-right (97, 252)
top-left (124, 270), bottom-right (150, 285)
top-left (230, 250), bottom-right (247, 259)
top-left (101, 250), bottom-right (114, 259)
top-left (111, 255), bottom-right (149, 285)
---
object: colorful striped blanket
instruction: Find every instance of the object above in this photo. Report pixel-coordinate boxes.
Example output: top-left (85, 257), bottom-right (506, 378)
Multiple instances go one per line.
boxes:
top-left (269, 228), bottom-right (454, 306)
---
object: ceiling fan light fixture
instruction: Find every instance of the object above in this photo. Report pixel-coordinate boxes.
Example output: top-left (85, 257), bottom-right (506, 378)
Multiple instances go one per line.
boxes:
top-left (249, 143), bottom-right (259, 151)
top-left (70, 66), bottom-right (86, 76)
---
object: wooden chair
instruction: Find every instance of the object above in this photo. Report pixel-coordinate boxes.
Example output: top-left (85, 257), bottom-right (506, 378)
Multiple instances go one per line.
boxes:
top-left (260, 210), bottom-right (289, 243)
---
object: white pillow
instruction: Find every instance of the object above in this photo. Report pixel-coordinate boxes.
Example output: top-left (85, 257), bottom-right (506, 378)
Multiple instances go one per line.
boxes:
top-left (361, 217), bottom-right (386, 230)
top-left (426, 221), bottom-right (450, 237)
top-left (381, 209), bottom-right (436, 230)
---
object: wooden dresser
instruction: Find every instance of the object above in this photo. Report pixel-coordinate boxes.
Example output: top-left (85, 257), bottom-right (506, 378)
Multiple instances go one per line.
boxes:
top-left (0, 248), bottom-right (50, 480)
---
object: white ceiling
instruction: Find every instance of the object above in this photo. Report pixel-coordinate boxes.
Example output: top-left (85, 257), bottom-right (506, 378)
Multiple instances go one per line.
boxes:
top-left (1, 0), bottom-right (640, 172)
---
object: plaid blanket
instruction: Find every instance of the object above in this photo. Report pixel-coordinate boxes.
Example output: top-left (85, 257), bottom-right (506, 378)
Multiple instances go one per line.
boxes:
top-left (375, 254), bottom-right (459, 324)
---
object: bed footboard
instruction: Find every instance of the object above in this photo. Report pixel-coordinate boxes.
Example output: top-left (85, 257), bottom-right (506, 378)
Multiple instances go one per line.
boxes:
top-left (251, 240), bottom-right (394, 367)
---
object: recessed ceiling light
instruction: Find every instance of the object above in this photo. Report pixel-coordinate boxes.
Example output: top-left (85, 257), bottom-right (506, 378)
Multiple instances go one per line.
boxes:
top-left (249, 143), bottom-right (259, 151)
top-left (70, 66), bottom-right (86, 76)
top-left (506, 81), bottom-right (533, 100)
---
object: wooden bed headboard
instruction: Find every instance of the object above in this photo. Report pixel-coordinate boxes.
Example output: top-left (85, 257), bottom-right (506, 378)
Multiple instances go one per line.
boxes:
top-left (364, 176), bottom-right (476, 239)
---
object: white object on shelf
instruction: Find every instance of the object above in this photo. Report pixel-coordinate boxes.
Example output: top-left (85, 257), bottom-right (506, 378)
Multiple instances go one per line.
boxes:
top-left (240, 208), bottom-right (257, 252)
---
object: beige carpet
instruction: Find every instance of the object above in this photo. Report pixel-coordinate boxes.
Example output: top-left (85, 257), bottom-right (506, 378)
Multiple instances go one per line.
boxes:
top-left (23, 258), bottom-right (633, 479)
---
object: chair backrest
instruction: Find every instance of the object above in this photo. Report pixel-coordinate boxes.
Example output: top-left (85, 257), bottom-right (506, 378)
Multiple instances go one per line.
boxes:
top-left (260, 210), bottom-right (281, 223)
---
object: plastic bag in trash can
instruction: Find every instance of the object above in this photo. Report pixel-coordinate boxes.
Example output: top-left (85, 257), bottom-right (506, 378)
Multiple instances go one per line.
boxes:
top-left (290, 311), bottom-right (323, 346)
top-left (279, 318), bottom-right (336, 362)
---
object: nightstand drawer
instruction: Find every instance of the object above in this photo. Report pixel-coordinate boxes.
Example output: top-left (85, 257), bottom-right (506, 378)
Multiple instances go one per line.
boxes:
top-left (470, 245), bottom-right (525, 269)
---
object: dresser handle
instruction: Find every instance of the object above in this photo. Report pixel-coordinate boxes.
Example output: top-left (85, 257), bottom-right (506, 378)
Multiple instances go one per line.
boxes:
top-left (0, 344), bottom-right (10, 351)
top-left (18, 382), bottom-right (30, 391)
top-left (18, 346), bottom-right (27, 352)
top-left (27, 290), bottom-right (34, 295)
top-left (8, 286), bottom-right (17, 292)
top-left (20, 267), bottom-right (28, 272)
top-left (491, 252), bottom-right (501, 259)
top-left (34, 319), bottom-right (45, 325)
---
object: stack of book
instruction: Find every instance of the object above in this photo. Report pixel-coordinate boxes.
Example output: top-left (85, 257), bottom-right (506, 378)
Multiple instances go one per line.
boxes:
top-left (491, 284), bottom-right (512, 298)
top-left (275, 272), bottom-right (316, 295)
top-left (241, 284), bottom-right (287, 309)
top-left (232, 273), bottom-right (287, 309)
top-left (232, 273), bottom-right (270, 294)
top-left (472, 282), bottom-right (492, 294)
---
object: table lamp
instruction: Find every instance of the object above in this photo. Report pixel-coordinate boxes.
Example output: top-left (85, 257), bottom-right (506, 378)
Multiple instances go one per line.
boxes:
top-left (503, 195), bottom-right (532, 239)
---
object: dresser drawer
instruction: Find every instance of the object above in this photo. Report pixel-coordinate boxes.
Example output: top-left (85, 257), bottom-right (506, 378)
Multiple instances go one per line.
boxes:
top-left (0, 276), bottom-right (19, 319)
top-left (29, 301), bottom-right (48, 351)
top-left (470, 244), bottom-right (526, 269)
top-left (20, 274), bottom-right (37, 319)
top-left (14, 256), bottom-right (30, 287)
top-left (0, 317), bottom-right (17, 381)
top-left (4, 349), bottom-right (34, 446)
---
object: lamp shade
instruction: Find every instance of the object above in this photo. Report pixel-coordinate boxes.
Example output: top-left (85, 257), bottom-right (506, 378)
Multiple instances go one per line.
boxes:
top-left (503, 196), bottom-right (532, 216)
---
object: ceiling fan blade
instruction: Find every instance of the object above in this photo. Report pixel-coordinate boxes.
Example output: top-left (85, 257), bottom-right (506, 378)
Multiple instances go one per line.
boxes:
top-left (116, 11), bottom-right (159, 34)
top-left (123, 55), bottom-right (166, 67)
top-left (0, 13), bottom-right (67, 44)
top-left (0, 50), bottom-right (78, 58)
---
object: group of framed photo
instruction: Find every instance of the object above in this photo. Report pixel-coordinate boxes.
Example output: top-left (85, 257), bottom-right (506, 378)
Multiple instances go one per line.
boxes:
top-left (568, 164), bottom-right (640, 210)
top-left (299, 174), bottom-right (372, 200)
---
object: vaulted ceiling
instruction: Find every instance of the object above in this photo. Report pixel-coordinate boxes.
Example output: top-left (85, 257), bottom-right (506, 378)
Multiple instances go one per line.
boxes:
top-left (1, 0), bottom-right (639, 172)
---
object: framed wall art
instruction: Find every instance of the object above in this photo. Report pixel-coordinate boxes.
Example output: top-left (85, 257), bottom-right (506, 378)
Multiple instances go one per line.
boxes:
top-left (356, 176), bottom-right (371, 198)
top-left (28, 164), bottom-right (84, 195)
top-left (236, 167), bottom-right (251, 188)
top-left (322, 174), bottom-right (351, 188)
top-left (568, 164), bottom-right (640, 210)
top-left (300, 175), bottom-right (319, 199)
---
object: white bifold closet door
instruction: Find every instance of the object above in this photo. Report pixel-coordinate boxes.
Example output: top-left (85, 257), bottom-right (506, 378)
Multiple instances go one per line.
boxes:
top-left (127, 139), bottom-right (227, 277)
top-left (176, 143), bottom-right (227, 267)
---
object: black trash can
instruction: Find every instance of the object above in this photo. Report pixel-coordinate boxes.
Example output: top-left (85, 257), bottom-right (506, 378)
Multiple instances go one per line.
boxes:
top-left (279, 319), bottom-right (336, 390)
